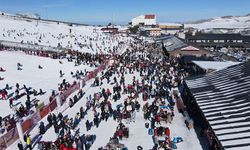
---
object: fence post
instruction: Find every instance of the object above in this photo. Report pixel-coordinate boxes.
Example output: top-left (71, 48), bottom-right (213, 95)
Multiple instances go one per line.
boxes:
top-left (56, 95), bottom-right (61, 107)
top-left (16, 121), bottom-right (25, 145)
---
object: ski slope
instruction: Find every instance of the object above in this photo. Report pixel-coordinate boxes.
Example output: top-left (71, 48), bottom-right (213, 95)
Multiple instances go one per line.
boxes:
top-left (0, 14), bottom-right (131, 54)
top-left (0, 51), bottom-right (95, 118)
top-left (185, 15), bottom-right (250, 30)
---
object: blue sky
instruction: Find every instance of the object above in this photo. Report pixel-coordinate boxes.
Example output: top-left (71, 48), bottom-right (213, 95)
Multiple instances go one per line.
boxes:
top-left (0, 0), bottom-right (250, 25)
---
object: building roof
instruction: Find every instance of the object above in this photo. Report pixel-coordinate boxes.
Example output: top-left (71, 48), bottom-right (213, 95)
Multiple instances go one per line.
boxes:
top-left (155, 35), bottom-right (187, 51)
top-left (181, 45), bottom-right (200, 51)
top-left (192, 61), bottom-right (241, 71)
top-left (142, 27), bottom-right (161, 31)
top-left (159, 23), bottom-right (183, 26)
top-left (133, 15), bottom-right (145, 20)
top-left (145, 14), bottom-right (155, 19)
top-left (182, 55), bottom-right (214, 62)
top-left (101, 27), bottom-right (118, 31)
top-left (186, 61), bottom-right (250, 150)
top-left (186, 33), bottom-right (250, 41)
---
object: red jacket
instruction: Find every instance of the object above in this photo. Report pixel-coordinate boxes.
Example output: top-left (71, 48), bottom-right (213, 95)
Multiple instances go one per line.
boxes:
top-left (165, 127), bottom-right (170, 137)
top-left (106, 89), bottom-right (111, 94)
top-left (154, 128), bottom-right (158, 136)
top-left (117, 129), bottom-right (123, 136)
top-left (60, 144), bottom-right (65, 150)
top-left (63, 148), bottom-right (77, 150)
top-left (156, 115), bottom-right (161, 122)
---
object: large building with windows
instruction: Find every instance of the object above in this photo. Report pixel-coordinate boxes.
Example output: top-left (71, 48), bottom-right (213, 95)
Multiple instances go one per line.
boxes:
top-left (140, 27), bottom-right (161, 37)
top-left (185, 33), bottom-right (250, 50)
top-left (132, 14), bottom-right (156, 26)
top-left (159, 23), bottom-right (184, 34)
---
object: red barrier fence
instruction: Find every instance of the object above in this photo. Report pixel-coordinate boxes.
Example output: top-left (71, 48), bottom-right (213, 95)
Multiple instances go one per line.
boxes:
top-left (3, 127), bottom-right (19, 147)
top-left (0, 127), bottom-right (19, 149)
top-left (39, 105), bottom-right (51, 119)
top-left (0, 136), bottom-right (7, 149)
top-left (59, 82), bottom-right (80, 105)
top-left (22, 119), bottom-right (33, 133)
top-left (86, 60), bottom-right (109, 82)
top-left (49, 99), bottom-right (57, 112)
top-left (29, 112), bottom-right (41, 128)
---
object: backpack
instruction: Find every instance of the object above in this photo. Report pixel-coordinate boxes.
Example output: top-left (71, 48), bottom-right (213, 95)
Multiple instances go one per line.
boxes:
top-left (148, 128), bottom-right (153, 135)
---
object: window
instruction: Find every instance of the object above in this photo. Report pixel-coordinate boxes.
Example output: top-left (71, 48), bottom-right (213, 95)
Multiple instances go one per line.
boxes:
top-left (196, 40), bottom-right (201, 43)
top-left (214, 40), bottom-right (219, 43)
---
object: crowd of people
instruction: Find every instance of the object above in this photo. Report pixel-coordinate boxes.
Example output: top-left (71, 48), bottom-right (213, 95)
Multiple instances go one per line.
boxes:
top-left (0, 30), bottom-right (202, 150)
top-left (90, 40), bottom-right (187, 150)
top-left (0, 81), bottom-right (49, 135)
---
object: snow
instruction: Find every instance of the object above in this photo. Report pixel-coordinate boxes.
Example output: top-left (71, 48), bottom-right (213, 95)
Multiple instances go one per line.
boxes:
top-left (181, 46), bottom-right (200, 51)
top-left (185, 15), bottom-right (250, 29)
top-left (0, 51), bottom-right (95, 118)
top-left (0, 14), bottom-right (132, 54)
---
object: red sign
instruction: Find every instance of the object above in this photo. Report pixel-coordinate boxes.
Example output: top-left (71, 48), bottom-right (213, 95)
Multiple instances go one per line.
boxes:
top-left (22, 119), bottom-right (33, 133)
top-left (31, 111), bottom-right (41, 125)
top-left (3, 127), bottom-right (19, 147)
top-left (49, 99), bottom-right (57, 112)
top-left (39, 105), bottom-right (51, 119)
top-left (59, 82), bottom-right (80, 105)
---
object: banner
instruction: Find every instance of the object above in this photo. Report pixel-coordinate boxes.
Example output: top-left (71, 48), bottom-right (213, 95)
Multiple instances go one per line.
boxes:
top-left (3, 127), bottom-right (19, 147)
top-left (39, 104), bottom-right (51, 119)
top-left (31, 111), bottom-right (41, 125)
top-left (87, 71), bottom-right (95, 80)
top-left (22, 119), bottom-right (33, 133)
top-left (59, 82), bottom-right (80, 105)
top-left (49, 99), bottom-right (57, 112)
top-left (0, 136), bottom-right (7, 149)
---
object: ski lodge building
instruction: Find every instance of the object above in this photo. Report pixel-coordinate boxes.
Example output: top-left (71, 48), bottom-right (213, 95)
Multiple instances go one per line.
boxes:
top-left (132, 14), bottom-right (156, 26)
top-left (184, 61), bottom-right (250, 150)
top-left (159, 23), bottom-right (184, 35)
top-left (185, 33), bottom-right (250, 50)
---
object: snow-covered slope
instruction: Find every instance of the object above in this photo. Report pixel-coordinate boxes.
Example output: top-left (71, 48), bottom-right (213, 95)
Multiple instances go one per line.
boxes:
top-left (0, 51), bottom-right (95, 118)
top-left (0, 13), bottom-right (131, 54)
top-left (185, 14), bottom-right (250, 30)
